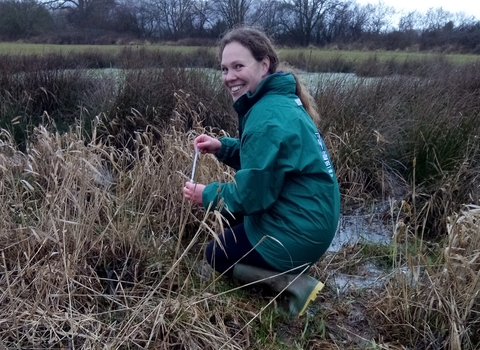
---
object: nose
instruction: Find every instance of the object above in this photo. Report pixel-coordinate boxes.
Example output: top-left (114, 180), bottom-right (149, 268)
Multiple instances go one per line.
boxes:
top-left (224, 69), bottom-right (236, 83)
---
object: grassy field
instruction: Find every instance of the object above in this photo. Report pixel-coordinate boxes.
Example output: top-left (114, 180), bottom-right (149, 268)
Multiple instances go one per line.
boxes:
top-left (0, 48), bottom-right (479, 349)
top-left (0, 42), bottom-right (201, 55)
top-left (2, 41), bottom-right (479, 65)
top-left (280, 47), bottom-right (480, 64)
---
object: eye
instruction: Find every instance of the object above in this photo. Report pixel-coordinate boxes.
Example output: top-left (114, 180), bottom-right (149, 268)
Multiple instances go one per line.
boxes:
top-left (235, 64), bottom-right (243, 70)
top-left (221, 67), bottom-right (228, 74)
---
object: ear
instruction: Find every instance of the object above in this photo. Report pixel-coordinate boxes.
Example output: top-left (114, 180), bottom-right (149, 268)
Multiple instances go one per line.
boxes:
top-left (261, 56), bottom-right (270, 77)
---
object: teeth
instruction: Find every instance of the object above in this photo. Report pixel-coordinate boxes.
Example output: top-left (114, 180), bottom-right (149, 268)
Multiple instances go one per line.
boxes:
top-left (231, 86), bottom-right (242, 92)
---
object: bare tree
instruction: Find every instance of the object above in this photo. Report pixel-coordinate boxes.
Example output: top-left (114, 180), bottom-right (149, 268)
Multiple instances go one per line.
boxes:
top-left (212, 0), bottom-right (255, 28)
top-left (191, 0), bottom-right (215, 36)
top-left (321, 2), bottom-right (369, 44)
top-left (0, 0), bottom-right (53, 39)
top-left (422, 7), bottom-right (452, 31)
top-left (153, 0), bottom-right (195, 39)
top-left (129, 0), bottom-right (196, 40)
top-left (363, 1), bottom-right (395, 34)
top-left (41, 0), bottom-right (117, 29)
top-left (451, 12), bottom-right (479, 28)
top-left (279, 0), bottom-right (341, 46)
top-left (132, 0), bottom-right (162, 38)
top-left (398, 11), bottom-right (421, 33)
top-left (110, 1), bottom-right (141, 35)
top-left (249, 0), bottom-right (283, 34)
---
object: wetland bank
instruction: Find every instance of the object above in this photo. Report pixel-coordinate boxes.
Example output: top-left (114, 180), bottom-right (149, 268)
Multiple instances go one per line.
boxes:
top-left (0, 47), bottom-right (479, 349)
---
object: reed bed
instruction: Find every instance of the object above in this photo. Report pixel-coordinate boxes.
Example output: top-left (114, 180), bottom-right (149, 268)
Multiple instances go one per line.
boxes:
top-left (373, 205), bottom-right (480, 349)
top-left (0, 50), bottom-right (479, 348)
top-left (0, 100), bottom-right (251, 348)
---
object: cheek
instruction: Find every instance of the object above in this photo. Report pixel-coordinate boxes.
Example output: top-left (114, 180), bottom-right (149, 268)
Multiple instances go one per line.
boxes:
top-left (251, 76), bottom-right (262, 90)
top-left (221, 75), bottom-right (228, 86)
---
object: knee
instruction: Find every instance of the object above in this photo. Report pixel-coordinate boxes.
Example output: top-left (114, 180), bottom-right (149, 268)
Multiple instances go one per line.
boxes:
top-left (204, 239), bottom-right (234, 276)
top-left (204, 239), bottom-right (215, 267)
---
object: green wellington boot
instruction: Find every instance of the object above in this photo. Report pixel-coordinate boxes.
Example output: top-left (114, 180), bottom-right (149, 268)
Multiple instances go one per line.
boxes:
top-left (232, 263), bottom-right (324, 317)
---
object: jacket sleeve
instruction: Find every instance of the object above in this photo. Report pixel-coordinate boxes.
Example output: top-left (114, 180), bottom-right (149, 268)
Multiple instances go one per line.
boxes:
top-left (203, 130), bottom-right (285, 215)
top-left (216, 137), bottom-right (241, 170)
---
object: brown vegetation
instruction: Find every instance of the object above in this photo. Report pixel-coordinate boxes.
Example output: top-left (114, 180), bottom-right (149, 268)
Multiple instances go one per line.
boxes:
top-left (0, 50), bottom-right (479, 348)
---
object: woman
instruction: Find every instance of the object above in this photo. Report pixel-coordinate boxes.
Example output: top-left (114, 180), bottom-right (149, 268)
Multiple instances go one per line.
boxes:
top-left (183, 26), bottom-right (340, 318)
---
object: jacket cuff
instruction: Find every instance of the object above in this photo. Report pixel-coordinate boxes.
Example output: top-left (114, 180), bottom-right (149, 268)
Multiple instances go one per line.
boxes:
top-left (216, 137), bottom-right (236, 162)
top-left (202, 182), bottom-right (220, 211)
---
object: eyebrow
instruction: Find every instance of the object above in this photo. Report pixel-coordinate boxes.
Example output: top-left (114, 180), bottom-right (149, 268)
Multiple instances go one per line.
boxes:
top-left (221, 59), bottom-right (243, 67)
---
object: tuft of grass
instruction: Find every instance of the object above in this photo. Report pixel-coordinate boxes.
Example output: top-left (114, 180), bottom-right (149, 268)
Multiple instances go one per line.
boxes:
top-left (373, 205), bottom-right (480, 349)
top-left (318, 58), bottom-right (480, 237)
top-left (0, 107), bottom-right (253, 348)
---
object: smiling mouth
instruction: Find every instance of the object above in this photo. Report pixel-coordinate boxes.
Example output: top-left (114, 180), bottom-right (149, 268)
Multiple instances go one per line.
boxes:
top-left (231, 85), bottom-right (244, 93)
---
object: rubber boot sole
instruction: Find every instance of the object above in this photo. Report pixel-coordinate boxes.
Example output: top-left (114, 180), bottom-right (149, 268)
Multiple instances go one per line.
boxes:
top-left (296, 280), bottom-right (325, 317)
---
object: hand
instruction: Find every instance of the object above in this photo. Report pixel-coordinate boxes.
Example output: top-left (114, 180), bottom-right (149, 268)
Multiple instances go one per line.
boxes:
top-left (194, 134), bottom-right (221, 155)
top-left (183, 182), bottom-right (206, 205)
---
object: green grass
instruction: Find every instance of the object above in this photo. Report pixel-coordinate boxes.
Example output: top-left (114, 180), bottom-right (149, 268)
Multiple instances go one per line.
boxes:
top-left (2, 42), bottom-right (479, 65)
top-left (280, 47), bottom-right (480, 64)
top-left (0, 42), bottom-right (210, 55)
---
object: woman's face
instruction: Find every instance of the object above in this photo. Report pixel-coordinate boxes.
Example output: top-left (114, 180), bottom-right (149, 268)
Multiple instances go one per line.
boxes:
top-left (221, 41), bottom-right (270, 102)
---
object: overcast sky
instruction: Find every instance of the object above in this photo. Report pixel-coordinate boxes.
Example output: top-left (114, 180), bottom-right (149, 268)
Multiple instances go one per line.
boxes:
top-left (356, 0), bottom-right (480, 20)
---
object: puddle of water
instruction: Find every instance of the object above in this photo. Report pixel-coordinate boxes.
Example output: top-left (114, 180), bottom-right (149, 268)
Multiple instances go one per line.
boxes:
top-left (329, 214), bottom-right (392, 252)
top-left (329, 262), bottom-right (388, 294)
top-left (327, 213), bottom-right (395, 294)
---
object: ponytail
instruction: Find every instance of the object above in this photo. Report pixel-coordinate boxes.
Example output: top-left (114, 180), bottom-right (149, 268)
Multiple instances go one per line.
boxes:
top-left (277, 63), bottom-right (320, 125)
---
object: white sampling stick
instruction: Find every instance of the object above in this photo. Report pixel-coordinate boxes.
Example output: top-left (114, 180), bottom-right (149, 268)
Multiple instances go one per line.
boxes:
top-left (190, 148), bottom-right (199, 183)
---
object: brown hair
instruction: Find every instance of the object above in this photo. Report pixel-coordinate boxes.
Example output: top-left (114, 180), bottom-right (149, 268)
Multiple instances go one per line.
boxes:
top-left (219, 26), bottom-right (319, 124)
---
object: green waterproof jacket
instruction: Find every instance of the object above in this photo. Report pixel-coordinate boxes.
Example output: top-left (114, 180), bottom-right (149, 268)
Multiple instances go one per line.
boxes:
top-left (202, 72), bottom-right (340, 272)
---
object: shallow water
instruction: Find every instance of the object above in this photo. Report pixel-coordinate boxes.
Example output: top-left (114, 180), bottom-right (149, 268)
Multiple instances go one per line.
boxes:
top-left (329, 213), bottom-right (392, 252)
top-left (329, 262), bottom-right (388, 294)
top-left (327, 212), bottom-right (394, 294)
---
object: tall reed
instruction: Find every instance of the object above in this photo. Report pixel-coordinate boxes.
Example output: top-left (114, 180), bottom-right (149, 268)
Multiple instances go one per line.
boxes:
top-left (0, 49), bottom-right (479, 348)
top-left (0, 100), bottom-right (249, 348)
top-left (318, 58), bottom-right (480, 237)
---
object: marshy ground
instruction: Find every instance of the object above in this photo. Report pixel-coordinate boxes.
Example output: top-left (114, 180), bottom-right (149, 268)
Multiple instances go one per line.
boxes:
top-left (0, 48), bottom-right (479, 349)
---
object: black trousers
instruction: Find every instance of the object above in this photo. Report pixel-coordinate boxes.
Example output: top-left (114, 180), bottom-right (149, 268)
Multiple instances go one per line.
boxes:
top-left (205, 223), bottom-right (277, 277)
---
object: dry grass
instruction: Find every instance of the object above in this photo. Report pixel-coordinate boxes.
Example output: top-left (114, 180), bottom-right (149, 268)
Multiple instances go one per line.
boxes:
top-left (1, 53), bottom-right (479, 349)
top-left (372, 205), bottom-right (480, 349)
top-left (0, 95), bottom-right (254, 349)
top-left (1, 104), bottom-right (479, 349)
top-left (2, 106), bottom-right (478, 349)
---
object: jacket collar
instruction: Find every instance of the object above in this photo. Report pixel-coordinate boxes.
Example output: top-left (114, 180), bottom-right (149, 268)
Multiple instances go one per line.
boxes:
top-left (232, 72), bottom-right (296, 116)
